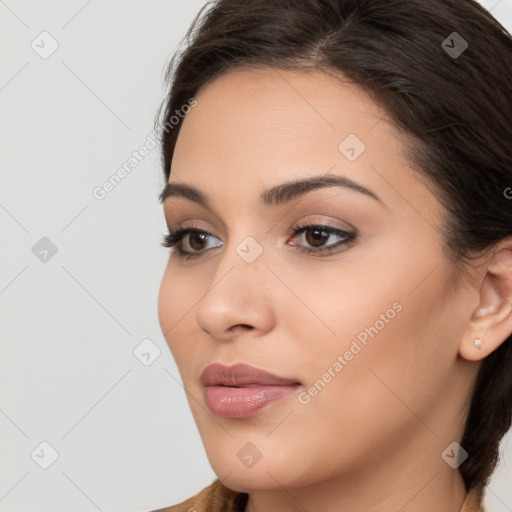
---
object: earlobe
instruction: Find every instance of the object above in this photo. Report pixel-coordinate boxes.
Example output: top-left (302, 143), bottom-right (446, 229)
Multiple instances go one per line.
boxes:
top-left (459, 336), bottom-right (488, 362)
top-left (458, 239), bottom-right (512, 362)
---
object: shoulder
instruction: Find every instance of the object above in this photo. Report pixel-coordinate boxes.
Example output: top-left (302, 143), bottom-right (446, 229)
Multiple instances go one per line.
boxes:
top-left (150, 479), bottom-right (248, 512)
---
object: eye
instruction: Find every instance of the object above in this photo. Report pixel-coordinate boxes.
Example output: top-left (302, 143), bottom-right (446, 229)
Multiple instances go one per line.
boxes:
top-left (161, 225), bottom-right (222, 260)
top-left (289, 222), bottom-right (356, 256)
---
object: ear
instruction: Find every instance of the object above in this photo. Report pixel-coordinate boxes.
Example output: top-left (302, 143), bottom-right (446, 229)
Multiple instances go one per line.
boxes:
top-left (459, 237), bottom-right (512, 362)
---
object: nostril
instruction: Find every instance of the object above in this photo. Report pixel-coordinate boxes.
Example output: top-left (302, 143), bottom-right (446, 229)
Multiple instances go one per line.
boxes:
top-left (231, 324), bottom-right (253, 331)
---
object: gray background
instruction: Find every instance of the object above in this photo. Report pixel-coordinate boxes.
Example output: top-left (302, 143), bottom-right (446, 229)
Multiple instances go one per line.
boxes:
top-left (1, 1), bottom-right (511, 511)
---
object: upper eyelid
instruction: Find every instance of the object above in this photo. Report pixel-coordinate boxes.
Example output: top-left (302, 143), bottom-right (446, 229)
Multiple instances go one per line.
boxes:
top-left (166, 212), bottom-right (356, 233)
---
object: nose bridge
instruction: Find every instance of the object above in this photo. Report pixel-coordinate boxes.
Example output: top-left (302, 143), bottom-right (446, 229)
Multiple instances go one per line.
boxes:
top-left (213, 213), bottom-right (267, 271)
top-left (212, 230), bottom-right (269, 297)
top-left (194, 228), bottom-right (274, 337)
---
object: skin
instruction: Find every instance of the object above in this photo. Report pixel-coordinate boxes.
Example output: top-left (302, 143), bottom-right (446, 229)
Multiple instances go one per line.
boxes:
top-left (157, 67), bottom-right (512, 512)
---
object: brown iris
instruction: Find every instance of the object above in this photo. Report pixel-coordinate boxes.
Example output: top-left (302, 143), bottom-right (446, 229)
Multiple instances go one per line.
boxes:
top-left (189, 232), bottom-right (209, 251)
top-left (305, 228), bottom-right (329, 247)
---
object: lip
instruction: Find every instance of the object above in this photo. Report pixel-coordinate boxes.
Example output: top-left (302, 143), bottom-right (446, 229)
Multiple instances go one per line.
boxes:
top-left (201, 363), bottom-right (302, 418)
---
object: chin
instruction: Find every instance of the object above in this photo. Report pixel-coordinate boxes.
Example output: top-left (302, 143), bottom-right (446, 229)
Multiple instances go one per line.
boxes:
top-left (205, 443), bottom-right (319, 492)
top-left (212, 466), bottom-right (295, 493)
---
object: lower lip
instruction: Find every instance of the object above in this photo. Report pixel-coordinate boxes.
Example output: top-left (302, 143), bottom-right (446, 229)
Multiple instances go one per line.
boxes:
top-left (204, 384), bottom-right (301, 418)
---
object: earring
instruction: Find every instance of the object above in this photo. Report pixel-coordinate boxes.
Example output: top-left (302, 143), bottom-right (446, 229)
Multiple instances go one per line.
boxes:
top-left (473, 338), bottom-right (482, 350)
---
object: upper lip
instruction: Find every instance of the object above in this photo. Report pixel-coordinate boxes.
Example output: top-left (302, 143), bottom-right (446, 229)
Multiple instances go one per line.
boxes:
top-left (200, 363), bottom-right (301, 387)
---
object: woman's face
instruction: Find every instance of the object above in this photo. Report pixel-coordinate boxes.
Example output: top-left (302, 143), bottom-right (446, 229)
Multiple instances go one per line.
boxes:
top-left (158, 68), bottom-right (477, 493)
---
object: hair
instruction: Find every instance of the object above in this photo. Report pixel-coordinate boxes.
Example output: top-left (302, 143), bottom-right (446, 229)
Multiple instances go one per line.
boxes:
top-left (154, 0), bottom-right (512, 505)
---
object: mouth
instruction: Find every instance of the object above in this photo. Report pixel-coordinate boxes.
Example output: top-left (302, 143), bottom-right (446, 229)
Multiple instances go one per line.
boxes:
top-left (200, 363), bottom-right (302, 418)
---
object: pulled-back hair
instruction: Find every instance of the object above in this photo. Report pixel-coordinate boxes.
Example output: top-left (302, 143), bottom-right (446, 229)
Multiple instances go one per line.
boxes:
top-left (154, 0), bottom-right (512, 502)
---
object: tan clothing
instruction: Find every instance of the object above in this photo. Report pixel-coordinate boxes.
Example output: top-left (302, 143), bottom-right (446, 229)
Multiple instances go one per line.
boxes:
top-left (152, 479), bottom-right (485, 512)
top-left (152, 479), bottom-right (246, 512)
top-left (460, 486), bottom-right (485, 512)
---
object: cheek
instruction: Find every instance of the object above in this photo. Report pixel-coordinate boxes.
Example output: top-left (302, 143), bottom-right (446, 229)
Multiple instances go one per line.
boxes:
top-left (158, 266), bottom-right (220, 391)
top-left (340, 292), bottom-right (452, 410)
top-left (285, 244), bottom-right (458, 429)
top-left (157, 269), bottom-right (175, 341)
top-left (157, 269), bottom-right (195, 362)
top-left (245, 283), bottom-right (455, 485)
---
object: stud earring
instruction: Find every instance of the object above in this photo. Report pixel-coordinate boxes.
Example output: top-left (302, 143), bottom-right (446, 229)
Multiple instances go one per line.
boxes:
top-left (473, 338), bottom-right (482, 350)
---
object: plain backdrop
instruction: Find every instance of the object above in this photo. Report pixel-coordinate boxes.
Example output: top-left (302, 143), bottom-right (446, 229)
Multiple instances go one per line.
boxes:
top-left (1, 1), bottom-right (511, 511)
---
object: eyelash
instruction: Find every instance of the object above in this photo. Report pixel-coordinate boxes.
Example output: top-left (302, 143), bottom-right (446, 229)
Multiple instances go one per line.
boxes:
top-left (161, 222), bottom-right (356, 260)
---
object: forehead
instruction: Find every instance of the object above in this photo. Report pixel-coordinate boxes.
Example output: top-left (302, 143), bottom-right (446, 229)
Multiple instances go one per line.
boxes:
top-left (174, 68), bottom-right (396, 165)
top-left (178, 66), bottom-right (391, 149)
top-left (169, 67), bottom-right (437, 222)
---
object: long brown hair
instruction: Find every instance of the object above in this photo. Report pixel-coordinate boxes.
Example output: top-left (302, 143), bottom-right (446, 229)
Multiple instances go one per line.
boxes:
top-left (154, 0), bottom-right (512, 507)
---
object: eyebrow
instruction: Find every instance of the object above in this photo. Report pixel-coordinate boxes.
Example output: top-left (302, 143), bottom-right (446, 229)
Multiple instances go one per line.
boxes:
top-left (159, 174), bottom-right (385, 210)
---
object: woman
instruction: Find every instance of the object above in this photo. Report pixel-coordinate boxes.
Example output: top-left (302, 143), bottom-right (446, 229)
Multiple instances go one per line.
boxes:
top-left (152, 0), bottom-right (512, 510)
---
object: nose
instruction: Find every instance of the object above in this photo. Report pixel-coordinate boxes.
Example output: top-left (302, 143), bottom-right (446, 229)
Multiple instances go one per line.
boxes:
top-left (195, 237), bottom-right (276, 341)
